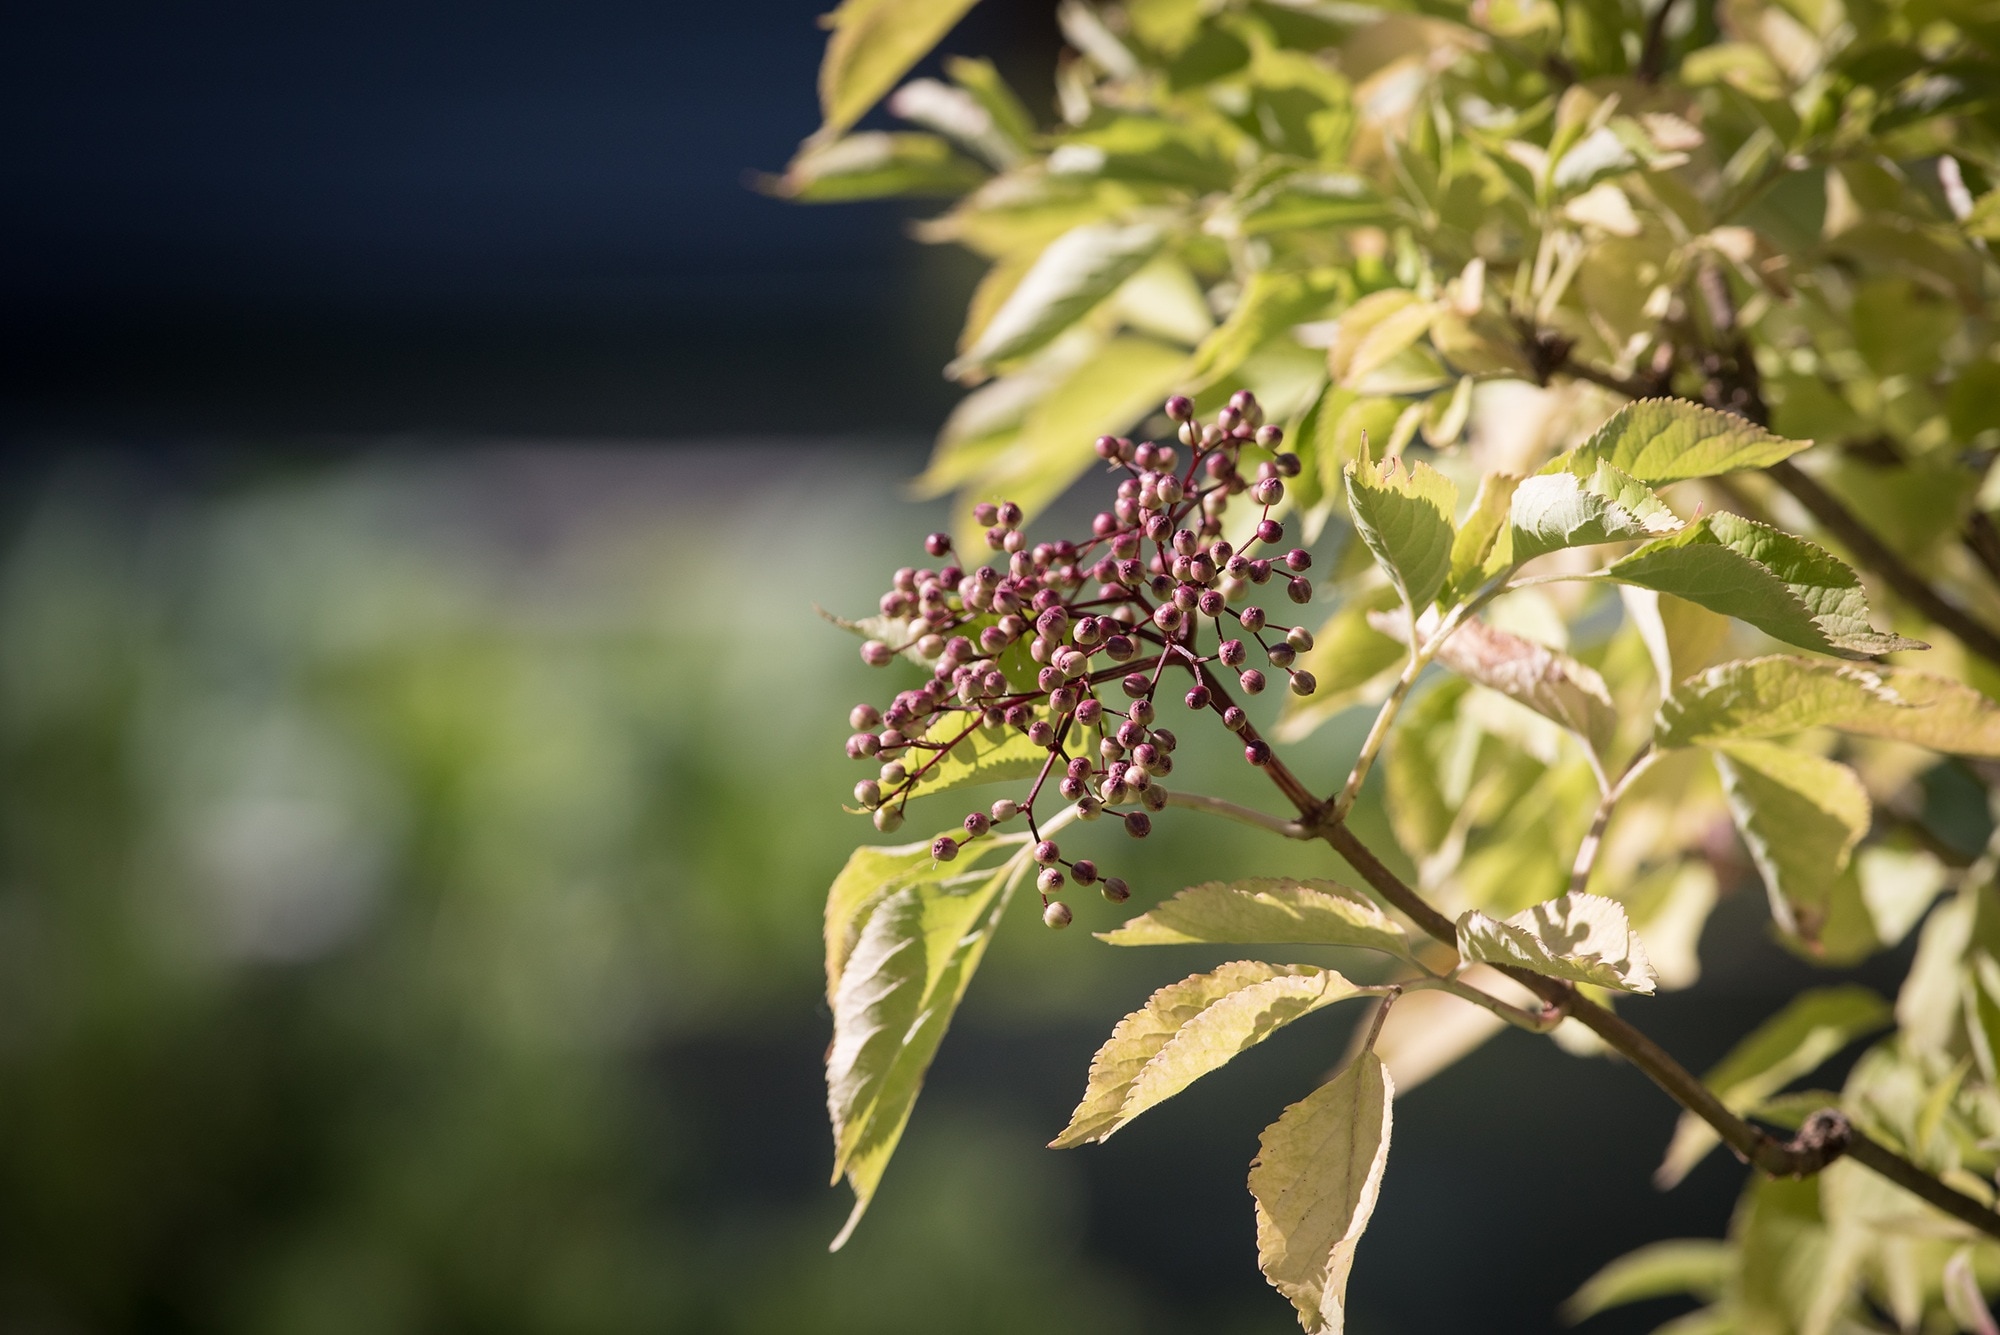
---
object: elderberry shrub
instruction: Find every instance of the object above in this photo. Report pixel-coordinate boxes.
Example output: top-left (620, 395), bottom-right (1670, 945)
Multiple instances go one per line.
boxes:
top-left (840, 392), bottom-right (1318, 925)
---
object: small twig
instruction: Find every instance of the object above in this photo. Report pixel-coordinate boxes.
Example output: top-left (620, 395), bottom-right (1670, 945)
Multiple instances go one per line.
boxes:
top-left (1360, 986), bottom-right (1401, 1052)
top-left (1569, 746), bottom-right (1660, 895)
top-left (1160, 790), bottom-right (1310, 839)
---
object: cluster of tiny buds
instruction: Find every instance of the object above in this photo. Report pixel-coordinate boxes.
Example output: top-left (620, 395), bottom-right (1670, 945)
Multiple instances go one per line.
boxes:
top-left (842, 391), bottom-right (1320, 928)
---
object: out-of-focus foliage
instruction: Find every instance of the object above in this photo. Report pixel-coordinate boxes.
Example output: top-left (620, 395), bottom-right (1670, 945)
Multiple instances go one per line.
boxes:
top-left (785, 0), bottom-right (2000, 1327)
top-left (0, 456), bottom-right (1224, 1334)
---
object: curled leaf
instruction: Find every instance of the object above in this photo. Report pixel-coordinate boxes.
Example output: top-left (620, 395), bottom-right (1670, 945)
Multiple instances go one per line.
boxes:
top-left (1457, 892), bottom-right (1658, 994)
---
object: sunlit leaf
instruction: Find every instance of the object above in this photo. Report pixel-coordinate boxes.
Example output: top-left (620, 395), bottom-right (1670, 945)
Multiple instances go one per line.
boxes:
top-left (1457, 892), bottom-right (1657, 994)
top-left (1712, 741), bottom-right (1870, 950)
top-left (1508, 460), bottom-right (1682, 562)
top-left (774, 132), bottom-right (987, 200)
top-left (948, 222), bottom-right (1170, 377)
top-left (1557, 398), bottom-right (1808, 483)
top-left (1326, 290), bottom-right (1438, 387)
top-left (817, 0), bottom-right (983, 139)
top-left (901, 717), bottom-right (1049, 798)
top-left (1098, 878), bottom-right (1408, 954)
top-left (1654, 986), bottom-right (1890, 1188)
top-left (1608, 514), bottom-right (1925, 659)
top-left (1053, 961), bottom-right (1371, 1148)
top-left (826, 844), bottom-right (1023, 1247)
top-left (1345, 456), bottom-right (1457, 612)
top-left (1656, 657), bottom-right (2000, 754)
top-left (1445, 471), bottom-right (1521, 601)
top-left (1250, 1051), bottom-right (1394, 1334)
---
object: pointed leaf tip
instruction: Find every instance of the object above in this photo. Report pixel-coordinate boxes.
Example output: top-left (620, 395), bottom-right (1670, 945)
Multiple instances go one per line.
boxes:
top-left (1250, 1051), bottom-right (1395, 1333)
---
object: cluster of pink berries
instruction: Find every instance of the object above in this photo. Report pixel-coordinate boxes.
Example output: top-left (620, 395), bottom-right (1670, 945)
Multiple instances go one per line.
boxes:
top-left (842, 391), bottom-right (1319, 927)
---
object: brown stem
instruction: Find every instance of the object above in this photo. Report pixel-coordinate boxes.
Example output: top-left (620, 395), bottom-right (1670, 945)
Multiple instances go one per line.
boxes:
top-left (1636, 0), bottom-right (1682, 83)
top-left (1238, 732), bottom-right (2000, 1239)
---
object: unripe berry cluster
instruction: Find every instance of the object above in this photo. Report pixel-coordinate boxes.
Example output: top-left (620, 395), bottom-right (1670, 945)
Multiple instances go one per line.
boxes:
top-left (843, 391), bottom-right (1319, 926)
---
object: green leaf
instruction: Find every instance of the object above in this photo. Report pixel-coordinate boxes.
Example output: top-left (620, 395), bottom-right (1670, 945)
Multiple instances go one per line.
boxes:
top-left (1249, 1050), bottom-right (1394, 1334)
top-left (1052, 962), bottom-right (1372, 1148)
top-left (1239, 172), bottom-right (1394, 235)
top-left (1607, 514), bottom-right (1925, 659)
top-left (899, 716), bottom-right (1049, 799)
top-left (1345, 456), bottom-right (1457, 612)
top-left (1098, 878), bottom-right (1409, 954)
top-left (1657, 656), bottom-right (2000, 755)
top-left (1457, 892), bottom-right (1657, 994)
top-left (944, 55), bottom-right (1036, 153)
top-left (1415, 615), bottom-right (1618, 757)
top-left (1712, 741), bottom-right (1870, 952)
top-left (1445, 471), bottom-right (1522, 601)
top-left (948, 222), bottom-right (1170, 377)
top-left (1508, 460), bottom-right (1682, 562)
top-left (1561, 1239), bottom-right (1734, 1321)
top-left (817, 0), bottom-right (983, 139)
top-left (825, 843), bottom-right (1023, 1247)
top-left (1326, 290), bottom-right (1437, 387)
top-left (1558, 398), bottom-right (1809, 483)
top-left (1654, 986), bottom-right (1890, 1188)
top-left (1188, 268), bottom-right (1345, 390)
top-left (774, 132), bottom-right (987, 201)
top-left (971, 334), bottom-right (1190, 524)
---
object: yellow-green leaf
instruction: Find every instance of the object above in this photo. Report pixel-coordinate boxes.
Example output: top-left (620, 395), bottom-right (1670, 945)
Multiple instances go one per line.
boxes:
top-left (1654, 986), bottom-right (1890, 1188)
top-left (1098, 878), bottom-right (1408, 954)
top-left (1327, 290), bottom-right (1438, 388)
top-left (902, 716), bottom-right (1048, 799)
top-left (1457, 892), bottom-right (1657, 994)
top-left (826, 845), bottom-right (1023, 1247)
top-left (1345, 456), bottom-right (1457, 612)
top-left (1508, 460), bottom-right (1682, 562)
top-left (1657, 657), bottom-right (2000, 754)
top-left (1053, 962), bottom-right (1371, 1148)
top-left (1249, 1051), bottom-right (1395, 1334)
top-left (817, 0), bottom-right (983, 140)
top-left (1557, 398), bottom-right (1808, 483)
top-left (1608, 514), bottom-right (1925, 659)
top-left (774, 131), bottom-right (988, 200)
top-left (948, 221), bottom-right (1170, 377)
top-left (1712, 741), bottom-right (1870, 951)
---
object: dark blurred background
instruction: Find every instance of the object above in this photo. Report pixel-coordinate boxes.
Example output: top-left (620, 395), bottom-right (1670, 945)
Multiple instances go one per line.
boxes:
top-left (0, 4), bottom-right (1919, 1332)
